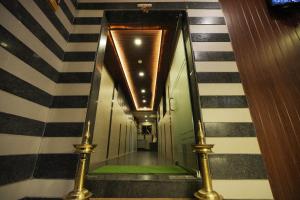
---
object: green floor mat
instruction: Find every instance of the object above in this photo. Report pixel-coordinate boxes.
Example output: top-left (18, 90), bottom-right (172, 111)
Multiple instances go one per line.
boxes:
top-left (90, 165), bottom-right (189, 174)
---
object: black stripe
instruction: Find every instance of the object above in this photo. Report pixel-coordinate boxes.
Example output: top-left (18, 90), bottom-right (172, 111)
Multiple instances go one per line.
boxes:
top-left (210, 154), bottom-right (267, 179)
top-left (44, 122), bottom-right (84, 137)
top-left (33, 154), bottom-right (78, 179)
top-left (70, 0), bottom-right (77, 8)
top-left (0, 112), bottom-right (44, 137)
top-left (0, 27), bottom-right (92, 84)
top-left (191, 33), bottom-right (230, 42)
top-left (69, 33), bottom-right (99, 42)
top-left (34, 0), bottom-right (69, 40)
top-left (0, 25), bottom-right (59, 82)
top-left (77, 2), bottom-right (220, 10)
top-left (189, 17), bottom-right (225, 25)
top-left (60, 0), bottom-right (74, 24)
top-left (200, 96), bottom-right (248, 108)
top-left (0, 69), bottom-right (52, 107)
top-left (64, 52), bottom-right (96, 61)
top-left (0, 0), bottom-right (64, 60)
top-left (58, 72), bottom-right (92, 83)
top-left (51, 96), bottom-right (88, 108)
top-left (0, 154), bottom-right (37, 186)
top-left (73, 17), bottom-right (102, 25)
top-left (197, 72), bottom-right (241, 83)
top-left (204, 122), bottom-right (256, 137)
top-left (194, 51), bottom-right (235, 61)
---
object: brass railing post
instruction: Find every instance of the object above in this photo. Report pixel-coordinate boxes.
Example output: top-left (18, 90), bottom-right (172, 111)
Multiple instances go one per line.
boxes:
top-left (65, 121), bottom-right (97, 200)
top-left (192, 121), bottom-right (222, 200)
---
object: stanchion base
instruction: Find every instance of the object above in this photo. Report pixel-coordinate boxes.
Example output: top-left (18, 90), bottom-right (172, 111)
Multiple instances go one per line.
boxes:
top-left (194, 189), bottom-right (223, 200)
top-left (65, 188), bottom-right (92, 200)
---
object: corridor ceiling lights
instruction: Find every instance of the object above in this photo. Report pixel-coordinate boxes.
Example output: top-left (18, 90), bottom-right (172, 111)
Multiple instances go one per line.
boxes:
top-left (139, 71), bottom-right (145, 77)
top-left (138, 59), bottom-right (142, 64)
top-left (142, 99), bottom-right (147, 103)
top-left (110, 29), bottom-right (162, 111)
top-left (134, 38), bottom-right (142, 46)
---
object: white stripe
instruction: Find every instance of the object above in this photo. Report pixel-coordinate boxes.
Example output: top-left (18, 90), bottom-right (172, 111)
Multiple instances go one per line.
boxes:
top-left (76, 10), bottom-right (104, 17)
top-left (67, 42), bottom-right (98, 52)
top-left (72, 25), bottom-right (102, 34)
top-left (0, 49), bottom-right (55, 95)
top-left (0, 179), bottom-right (74, 200)
top-left (188, 9), bottom-right (224, 17)
top-left (0, 5), bottom-right (63, 71)
top-left (198, 83), bottom-right (245, 95)
top-left (54, 83), bottom-right (91, 96)
top-left (47, 108), bottom-right (87, 122)
top-left (192, 42), bottom-right (232, 51)
top-left (0, 90), bottom-right (49, 122)
top-left (212, 180), bottom-right (273, 199)
top-left (62, 61), bottom-right (94, 72)
top-left (20, 0), bottom-right (67, 52)
top-left (0, 134), bottom-right (41, 155)
top-left (39, 137), bottom-right (81, 153)
top-left (64, 0), bottom-right (77, 17)
top-left (189, 25), bottom-right (228, 33)
top-left (202, 108), bottom-right (252, 122)
top-left (195, 61), bottom-right (238, 72)
top-left (55, 7), bottom-right (73, 33)
top-left (206, 137), bottom-right (261, 154)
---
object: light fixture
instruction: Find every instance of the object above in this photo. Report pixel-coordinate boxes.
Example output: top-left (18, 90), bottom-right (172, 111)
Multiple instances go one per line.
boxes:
top-left (145, 119), bottom-right (148, 122)
top-left (145, 115), bottom-right (148, 118)
top-left (142, 99), bottom-right (147, 103)
top-left (139, 71), bottom-right (145, 77)
top-left (134, 38), bottom-right (142, 46)
top-left (141, 89), bottom-right (146, 93)
top-left (110, 30), bottom-right (162, 111)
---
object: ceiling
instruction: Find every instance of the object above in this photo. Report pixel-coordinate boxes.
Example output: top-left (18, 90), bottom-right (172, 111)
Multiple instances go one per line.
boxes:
top-left (103, 11), bottom-right (181, 120)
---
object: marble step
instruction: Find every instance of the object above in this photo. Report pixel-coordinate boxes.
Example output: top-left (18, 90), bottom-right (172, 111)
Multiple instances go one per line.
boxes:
top-left (86, 174), bottom-right (201, 198)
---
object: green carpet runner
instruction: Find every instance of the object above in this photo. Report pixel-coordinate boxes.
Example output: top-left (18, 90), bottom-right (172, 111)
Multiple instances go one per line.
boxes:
top-left (90, 165), bottom-right (189, 174)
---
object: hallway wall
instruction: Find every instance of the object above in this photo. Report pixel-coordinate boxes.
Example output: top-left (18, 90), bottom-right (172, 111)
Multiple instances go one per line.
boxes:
top-left (220, 0), bottom-right (300, 199)
top-left (0, 0), bottom-right (100, 199)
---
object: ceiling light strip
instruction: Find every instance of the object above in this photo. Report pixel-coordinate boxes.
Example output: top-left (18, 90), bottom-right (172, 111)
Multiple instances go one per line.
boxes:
top-left (110, 30), bottom-right (140, 110)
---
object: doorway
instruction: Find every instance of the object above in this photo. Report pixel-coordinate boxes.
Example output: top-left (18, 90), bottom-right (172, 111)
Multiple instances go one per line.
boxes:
top-left (87, 10), bottom-right (198, 176)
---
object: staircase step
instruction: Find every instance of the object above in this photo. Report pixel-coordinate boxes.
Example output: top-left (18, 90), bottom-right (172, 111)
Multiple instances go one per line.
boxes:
top-left (86, 174), bottom-right (201, 198)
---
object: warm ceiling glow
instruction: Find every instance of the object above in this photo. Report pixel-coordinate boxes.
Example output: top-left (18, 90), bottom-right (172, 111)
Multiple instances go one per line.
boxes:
top-left (139, 71), bottom-right (145, 77)
top-left (110, 29), bottom-right (162, 111)
top-left (134, 38), bottom-right (142, 46)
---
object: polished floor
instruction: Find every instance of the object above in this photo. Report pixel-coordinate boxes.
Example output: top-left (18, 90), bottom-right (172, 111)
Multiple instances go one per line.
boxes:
top-left (96, 151), bottom-right (173, 167)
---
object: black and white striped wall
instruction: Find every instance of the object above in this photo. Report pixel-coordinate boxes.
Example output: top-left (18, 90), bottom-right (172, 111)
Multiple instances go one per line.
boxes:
top-left (188, 4), bottom-right (273, 199)
top-left (0, 0), bottom-right (101, 199)
top-left (0, 0), bottom-right (273, 199)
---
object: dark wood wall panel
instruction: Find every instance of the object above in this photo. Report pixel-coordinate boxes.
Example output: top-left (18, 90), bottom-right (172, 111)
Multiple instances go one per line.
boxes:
top-left (219, 0), bottom-right (300, 199)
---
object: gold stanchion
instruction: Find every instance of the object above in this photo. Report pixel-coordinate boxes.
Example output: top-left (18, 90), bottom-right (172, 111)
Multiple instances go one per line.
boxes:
top-left (193, 121), bottom-right (222, 200)
top-left (65, 121), bottom-right (97, 200)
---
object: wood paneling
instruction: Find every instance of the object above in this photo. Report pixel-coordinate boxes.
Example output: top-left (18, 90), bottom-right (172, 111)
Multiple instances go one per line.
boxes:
top-left (219, 0), bottom-right (300, 199)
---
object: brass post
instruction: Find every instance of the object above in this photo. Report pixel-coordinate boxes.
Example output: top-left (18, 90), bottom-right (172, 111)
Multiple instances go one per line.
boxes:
top-left (192, 121), bottom-right (222, 200)
top-left (65, 121), bottom-right (97, 200)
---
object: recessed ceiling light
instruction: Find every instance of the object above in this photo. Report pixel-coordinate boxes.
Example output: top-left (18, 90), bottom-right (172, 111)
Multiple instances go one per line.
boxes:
top-left (141, 89), bottom-right (146, 93)
top-left (145, 115), bottom-right (148, 118)
top-left (145, 119), bottom-right (148, 122)
top-left (138, 59), bottom-right (142, 64)
top-left (139, 71), bottom-right (145, 77)
top-left (134, 38), bottom-right (142, 46)
top-left (142, 99), bottom-right (147, 103)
